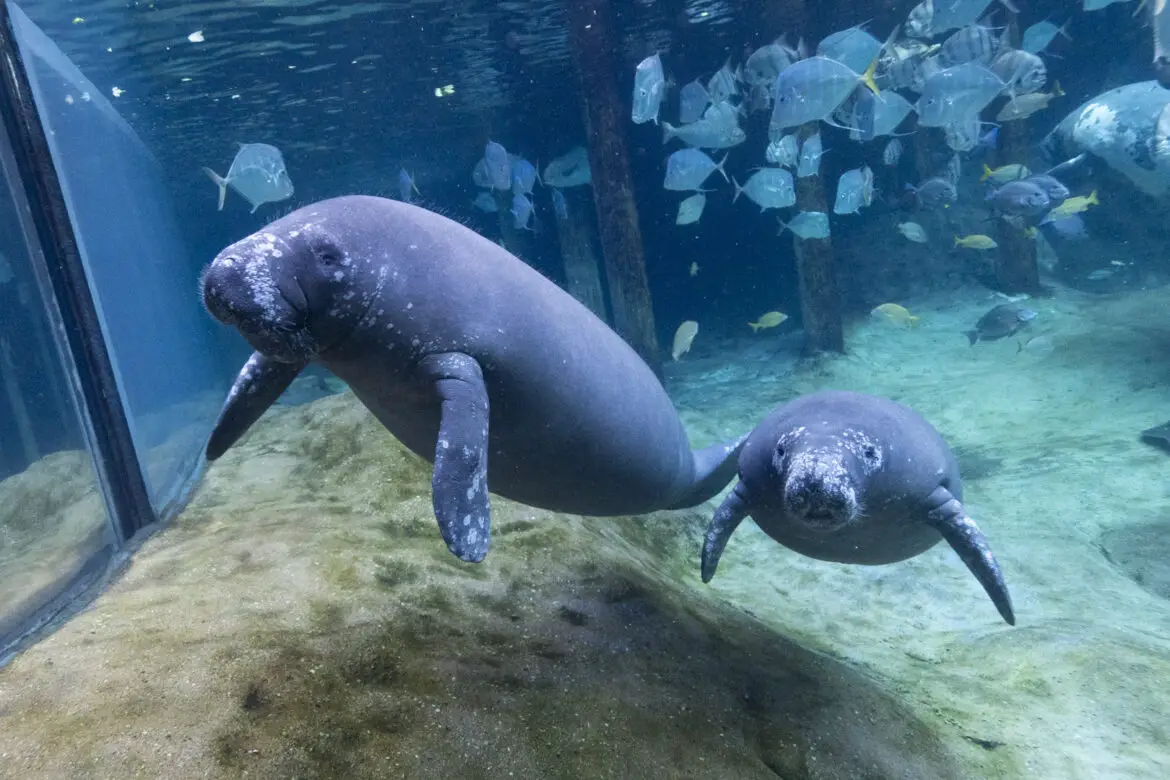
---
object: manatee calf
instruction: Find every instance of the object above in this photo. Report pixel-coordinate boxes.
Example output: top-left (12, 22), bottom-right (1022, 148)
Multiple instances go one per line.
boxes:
top-left (200, 195), bottom-right (744, 563)
top-left (701, 390), bottom-right (1015, 625)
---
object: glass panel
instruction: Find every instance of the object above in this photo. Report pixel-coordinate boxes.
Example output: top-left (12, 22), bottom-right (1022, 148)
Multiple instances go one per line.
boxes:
top-left (0, 137), bottom-right (114, 655)
top-left (7, 1), bottom-right (240, 519)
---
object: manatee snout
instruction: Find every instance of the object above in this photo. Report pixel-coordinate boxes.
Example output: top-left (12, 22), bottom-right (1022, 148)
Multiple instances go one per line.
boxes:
top-left (780, 447), bottom-right (860, 531)
top-left (201, 247), bottom-right (311, 362)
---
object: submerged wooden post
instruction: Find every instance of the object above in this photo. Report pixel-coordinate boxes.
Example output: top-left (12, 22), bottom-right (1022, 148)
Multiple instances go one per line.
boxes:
top-left (791, 123), bottom-right (844, 354)
top-left (992, 120), bottom-right (1041, 294)
top-left (565, 0), bottom-right (661, 373)
top-left (553, 189), bottom-right (609, 322)
top-left (993, 19), bottom-right (1041, 295)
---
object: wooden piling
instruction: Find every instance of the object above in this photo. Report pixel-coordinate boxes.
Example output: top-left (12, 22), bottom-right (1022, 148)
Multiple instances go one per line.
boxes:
top-left (992, 18), bottom-right (1042, 295)
top-left (992, 119), bottom-right (1042, 294)
top-left (552, 188), bottom-right (609, 322)
top-left (790, 123), bottom-right (844, 354)
top-left (565, 0), bottom-right (661, 372)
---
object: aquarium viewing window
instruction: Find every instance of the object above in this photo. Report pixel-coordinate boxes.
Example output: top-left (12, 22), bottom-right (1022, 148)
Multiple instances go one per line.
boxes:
top-left (0, 1), bottom-right (230, 661)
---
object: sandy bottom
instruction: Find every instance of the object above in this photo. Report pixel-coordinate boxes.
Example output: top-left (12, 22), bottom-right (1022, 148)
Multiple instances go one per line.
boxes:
top-left (0, 282), bottom-right (1167, 778)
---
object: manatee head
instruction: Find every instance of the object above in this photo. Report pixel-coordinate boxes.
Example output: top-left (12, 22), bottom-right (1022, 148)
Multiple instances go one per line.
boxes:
top-left (772, 425), bottom-right (884, 532)
top-left (201, 201), bottom-right (386, 362)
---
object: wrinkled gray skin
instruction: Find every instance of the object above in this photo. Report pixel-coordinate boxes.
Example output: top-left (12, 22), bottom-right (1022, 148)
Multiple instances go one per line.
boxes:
top-left (702, 391), bottom-right (1015, 625)
top-left (1042, 80), bottom-right (1170, 197)
top-left (201, 195), bottom-right (744, 563)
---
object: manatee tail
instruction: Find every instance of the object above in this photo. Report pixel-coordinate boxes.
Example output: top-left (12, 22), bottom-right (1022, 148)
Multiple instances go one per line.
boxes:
top-left (667, 434), bottom-right (748, 510)
top-left (202, 167), bottom-right (229, 211)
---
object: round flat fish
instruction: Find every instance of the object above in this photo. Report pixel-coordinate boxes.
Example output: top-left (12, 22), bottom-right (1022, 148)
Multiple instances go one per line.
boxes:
top-left (966, 302), bottom-right (1036, 345)
top-left (201, 196), bottom-right (745, 563)
top-left (700, 390), bottom-right (1015, 625)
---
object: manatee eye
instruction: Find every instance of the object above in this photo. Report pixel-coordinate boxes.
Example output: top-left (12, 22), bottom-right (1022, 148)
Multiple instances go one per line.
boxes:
top-left (316, 247), bottom-right (341, 266)
top-left (863, 445), bottom-right (879, 461)
top-left (775, 443), bottom-right (786, 459)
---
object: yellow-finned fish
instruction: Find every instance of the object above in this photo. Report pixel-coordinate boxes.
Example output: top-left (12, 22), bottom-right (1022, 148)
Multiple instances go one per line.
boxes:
top-left (1044, 190), bottom-right (1099, 221)
top-left (748, 311), bottom-right (788, 332)
top-left (871, 303), bottom-right (920, 327)
top-left (980, 163), bottom-right (1030, 184)
top-left (954, 234), bottom-right (998, 250)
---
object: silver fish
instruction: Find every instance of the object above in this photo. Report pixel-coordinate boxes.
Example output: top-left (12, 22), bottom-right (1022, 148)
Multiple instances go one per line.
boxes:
top-left (766, 134), bottom-right (800, 167)
top-left (484, 141), bottom-right (511, 190)
top-left (511, 192), bottom-right (534, 229)
top-left (797, 132), bottom-right (826, 178)
top-left (398, 168), bottom-right (419, 204)
top-left (883, 138), bottom-right (903, 166)
top-left (707, 61), bottom-right (738, 105)
top-left (986, 180), bottom-right (1050, 216)
top-left (817, 25), bottom-right (885, 75)
top-left (632, 53), bottom-right (666, 125)
top-left (990, 49), bottom-right (1047, 96)
top-left (679, 79), bottom-right (711, 124)
top-left (472, 158), bottom-right (493, 188)
top-left (770, 56), bottom-right (877, 131)
top-left (832, 165), bottom-right (874, 214)
top-left (510, 158), bottom-right (540, 195)
top-left (851, 88), bottom-right (914, 140)
top-left (663, 148), bottom-right (727, 191)
top-left (937, 24), bottom-right (1002, 68)
top-left (905, 0), bottom-right (934, 38)
top-left (663, 102), bottom-right (745, 149)
top-left (744, 39), bottom-right (798, 86)
top-left (676, 193), bottom-right (707, 225)
top-left (1022, 19), bottom-right (1071, 55)
top-left (733, 167), bottom-right (796, 211)
top-left (202, 142), bottom-right (294, 213)
top-left (932, 0), bottom-right (1019, 36)
top-left (472, 191), bottom-right (498, 212)
top-left (778, 210), bottom-right (831, 239)
top-left (746, 83), bottom-right (772, 113)
top-left (543, 146), bottom-right (591, 188)
top-left (916, 63), bottom-right (1005, 127)
top-left (944, 116), bottom-right (983, 152)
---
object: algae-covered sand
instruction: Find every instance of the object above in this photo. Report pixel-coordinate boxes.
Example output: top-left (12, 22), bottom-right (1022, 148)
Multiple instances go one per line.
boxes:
top-left (0, 283), bottom-right (1168, 778)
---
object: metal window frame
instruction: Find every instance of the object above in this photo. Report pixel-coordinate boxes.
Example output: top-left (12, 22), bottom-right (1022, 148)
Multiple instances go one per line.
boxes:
top-left (0, 1), bottom-right (155, 543)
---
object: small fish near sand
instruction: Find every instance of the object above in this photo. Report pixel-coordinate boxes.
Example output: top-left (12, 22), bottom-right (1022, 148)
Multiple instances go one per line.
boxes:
top-left (202, 142), bottom-right (294, 213)
top-left (955, 234), bottom-right (998, 250)
top-left (671, 320), bottom-right (699, 361)
top-left (871, 302), bottom-right (920, 326)
top-left (748, 311), bottom-right (788, 332)
top-left (965, 302), bottom-right (1036, 345)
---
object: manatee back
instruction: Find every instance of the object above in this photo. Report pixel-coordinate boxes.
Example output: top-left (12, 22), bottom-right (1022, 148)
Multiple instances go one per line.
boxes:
top-left (315, 197), bottom-right (698, 513)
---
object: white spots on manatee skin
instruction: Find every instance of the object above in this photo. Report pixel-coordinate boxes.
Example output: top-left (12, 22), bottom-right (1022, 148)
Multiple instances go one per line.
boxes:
top-left (332, 271), bottom-right (345, 282)
top-left (232, 235), bottom-right (281, 322)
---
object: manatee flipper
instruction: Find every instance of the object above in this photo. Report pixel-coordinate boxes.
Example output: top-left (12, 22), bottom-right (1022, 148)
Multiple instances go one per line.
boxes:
top-left (924, 486), bottom-right (1016, 626)
top-left (701, 480), bottom-right (751, 583)
top-left (668, 434), bottom-right (749, 510)
top-left (207, 351), bottom-right (305, 460)
top-left (418, 352), bottom-right (492, 563)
